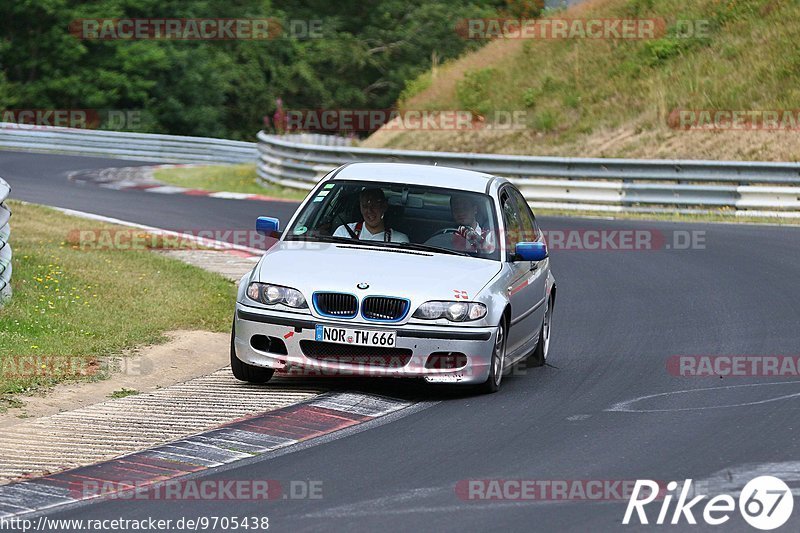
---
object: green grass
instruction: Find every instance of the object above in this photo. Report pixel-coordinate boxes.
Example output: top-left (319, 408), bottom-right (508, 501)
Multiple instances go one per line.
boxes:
top-left (108, 388), bottom-right (139, 399)
top-left (0, 201), bottom-right (236, 407)
top-left (370, 0), bottom-right (800, 160)
top-left (154, 164), bottom-right (307, 201)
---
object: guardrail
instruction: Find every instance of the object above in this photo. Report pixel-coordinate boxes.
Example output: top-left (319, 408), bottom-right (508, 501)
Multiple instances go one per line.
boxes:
top-left (0, 177), bottom-right (12, 306)
top-left (0, 124), bottom-right (257, 164)
top-left (257, 132), bottom-right (800, 216)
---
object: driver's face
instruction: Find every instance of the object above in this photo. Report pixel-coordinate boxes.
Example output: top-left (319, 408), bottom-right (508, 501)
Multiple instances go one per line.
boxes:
top-left (360, 197), bottom-right (386, 226)
top-left (451, 197), bottom-right (477, 226)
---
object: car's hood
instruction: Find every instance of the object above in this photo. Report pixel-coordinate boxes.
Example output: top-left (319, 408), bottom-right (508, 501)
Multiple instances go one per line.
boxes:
top-left (254, 241), bottom-right (501, 309)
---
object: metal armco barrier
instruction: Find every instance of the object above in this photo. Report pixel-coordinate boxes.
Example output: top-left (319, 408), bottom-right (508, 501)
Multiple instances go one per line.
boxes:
top-left (257, 132), bottom-right (800, 216)
top-left (0, 177), bottom-right (12, 305)
top-left (0, 124), bottom-right (256, 164)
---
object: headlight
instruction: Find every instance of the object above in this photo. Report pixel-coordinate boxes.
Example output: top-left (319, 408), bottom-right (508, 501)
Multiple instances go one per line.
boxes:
top-left (247, 282), bottom-right (307, 309)
top-left (413, 301), bottom-right (487, 322)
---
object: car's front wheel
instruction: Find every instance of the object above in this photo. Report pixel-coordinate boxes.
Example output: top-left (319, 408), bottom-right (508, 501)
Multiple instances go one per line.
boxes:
top-left (477, 320), bottom-right (507, 394)
top-left (230, 320), bottom-right (275, 384)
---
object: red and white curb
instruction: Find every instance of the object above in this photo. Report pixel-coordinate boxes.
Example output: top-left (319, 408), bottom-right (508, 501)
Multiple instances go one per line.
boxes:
top-left (115, 183), bottom-right (297, 203)
top-left (0, 392), bottom-right (411, 517)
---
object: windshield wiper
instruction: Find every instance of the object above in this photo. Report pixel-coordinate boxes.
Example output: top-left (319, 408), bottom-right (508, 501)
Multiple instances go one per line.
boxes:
top-left (394, 242), bottom-right (471, 257)
top-left (285, 234), bottom-right (471, 257)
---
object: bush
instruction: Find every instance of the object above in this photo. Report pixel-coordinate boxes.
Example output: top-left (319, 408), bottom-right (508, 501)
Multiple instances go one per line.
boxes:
top-left (523, 88), bottom-right (538, 108)
top-left (534, 110), bottom-right (559, 132)
top-left (399, 72), bottom-right (433, 105)
top-left (456, 68), bottom-right (497, 115)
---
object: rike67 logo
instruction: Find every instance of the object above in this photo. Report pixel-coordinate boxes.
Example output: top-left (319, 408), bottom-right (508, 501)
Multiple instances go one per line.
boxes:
top-left (623, 476), bottom-right (794, 530)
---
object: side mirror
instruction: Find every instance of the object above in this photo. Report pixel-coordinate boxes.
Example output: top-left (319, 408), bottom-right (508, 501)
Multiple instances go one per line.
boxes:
top-left (515, 242), bottom-right (548, 262)
top-left (256, 216), bottom-right (281, 236)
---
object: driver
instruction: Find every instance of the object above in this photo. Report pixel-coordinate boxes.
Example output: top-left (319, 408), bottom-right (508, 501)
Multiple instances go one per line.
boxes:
top-left (449, 194), bottom-right (495, 252)
top-left (333, 188), bottom-right (409, 243)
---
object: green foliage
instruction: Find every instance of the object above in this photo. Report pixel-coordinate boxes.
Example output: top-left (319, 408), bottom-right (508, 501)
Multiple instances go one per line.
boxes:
top-left (562, 92), bottom-right (580, 109)
top-left (399, 72), bottom-right (433, 105)
top-left (109, 388), bottom-right (140, 398)
top-left (640, 16), bottom-right (715, 67)
top-left (533, 109), bottom-right (558, 132)
top-left (0, 0), bottom-right (505, 140)
top-left (641, 38), bottom-right (687, 66)
top-left (522, 87), bottom-right (538, 108)
top-left (501, 0), bottom-right (544, 18)
top-left (623, 0), bottom-right (656, 17)
top-left (710, 0), bottom-right (765, 25)
top-left (368, 0), bottom-right (800, 161)
top-left (456, 67), bottom-right (497, 115)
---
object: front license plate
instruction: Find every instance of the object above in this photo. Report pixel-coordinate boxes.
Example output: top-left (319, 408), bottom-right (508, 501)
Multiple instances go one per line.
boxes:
top-left (315, 325), bottom-right (396, 347)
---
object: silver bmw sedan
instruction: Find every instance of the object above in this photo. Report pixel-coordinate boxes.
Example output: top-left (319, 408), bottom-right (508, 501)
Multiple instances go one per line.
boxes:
top-left (232, 162), bottom-right (556, 393)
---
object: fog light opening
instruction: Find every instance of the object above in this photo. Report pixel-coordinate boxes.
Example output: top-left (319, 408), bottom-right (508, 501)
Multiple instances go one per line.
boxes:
top-left (250, 335), bottom-right (289, 355)
top-left (425, 352), bottom-right (468, 370)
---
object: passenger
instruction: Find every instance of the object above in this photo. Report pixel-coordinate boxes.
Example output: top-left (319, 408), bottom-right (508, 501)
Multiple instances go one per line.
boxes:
top-left (333, 188), bottom-right (409, 243)
top-left (449, 194), bottom-right (495, 252)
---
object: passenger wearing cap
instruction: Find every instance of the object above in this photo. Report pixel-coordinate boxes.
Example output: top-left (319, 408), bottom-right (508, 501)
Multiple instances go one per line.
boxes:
top-left (333, 188), bottom-right (410, 243)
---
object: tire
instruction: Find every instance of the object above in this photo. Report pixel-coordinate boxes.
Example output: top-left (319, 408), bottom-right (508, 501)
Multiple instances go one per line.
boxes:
top-left (528, 297), bottom-right (553, 368)
top-left (477, 319), bottom-right (507, 394)
top-left (230, 320), bottom-right (275, 384)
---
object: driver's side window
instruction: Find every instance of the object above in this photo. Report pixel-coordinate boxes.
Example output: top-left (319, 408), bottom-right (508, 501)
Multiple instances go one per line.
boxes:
top-left (314, 187), bottom-right (357, 236)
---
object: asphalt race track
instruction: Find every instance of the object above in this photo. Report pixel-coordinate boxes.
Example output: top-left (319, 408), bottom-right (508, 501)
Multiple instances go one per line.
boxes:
top-left (3, 150), bottom-right (800, 532)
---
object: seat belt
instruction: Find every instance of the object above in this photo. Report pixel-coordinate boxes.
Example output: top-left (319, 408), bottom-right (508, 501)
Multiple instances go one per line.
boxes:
top-left (354, 221), bottom-right (391, 241)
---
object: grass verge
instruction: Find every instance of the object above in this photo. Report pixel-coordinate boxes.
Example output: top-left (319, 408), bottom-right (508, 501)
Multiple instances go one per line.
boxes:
top-left (366, 0), bottom-right (800, 162)
top-left (154, 164), bottom-right (307, 201)
top-left (0, 201), bottom-right (236, 409)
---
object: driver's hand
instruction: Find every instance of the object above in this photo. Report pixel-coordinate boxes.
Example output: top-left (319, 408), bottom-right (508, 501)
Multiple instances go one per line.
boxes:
top-left (456, 225), bottom-right (481, 245)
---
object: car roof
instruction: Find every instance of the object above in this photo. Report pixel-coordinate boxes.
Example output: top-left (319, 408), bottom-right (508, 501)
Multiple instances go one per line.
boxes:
top-left (330, 162), bottom-right (498, 194)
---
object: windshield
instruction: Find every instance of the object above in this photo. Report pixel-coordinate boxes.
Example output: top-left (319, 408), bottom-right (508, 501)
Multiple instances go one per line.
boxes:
top-left (285, 180), bottom-right (500, 260)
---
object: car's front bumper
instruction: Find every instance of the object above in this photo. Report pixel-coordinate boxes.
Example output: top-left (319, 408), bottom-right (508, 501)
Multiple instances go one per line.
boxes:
top-left (233, 303), bottom-right (497, 385)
